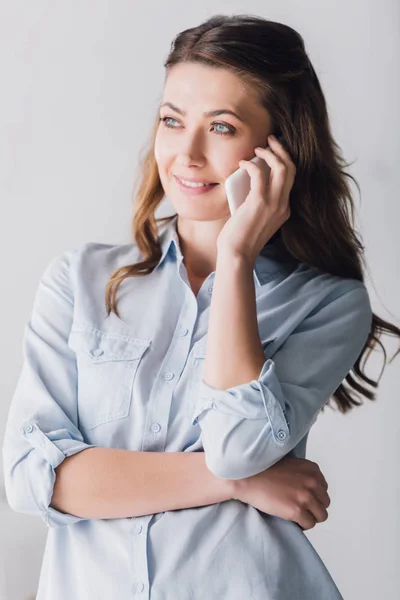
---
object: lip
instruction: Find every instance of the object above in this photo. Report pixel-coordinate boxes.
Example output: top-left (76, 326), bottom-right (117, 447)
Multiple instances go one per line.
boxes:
top-left (174, 174), bottom-right (217, 184)
top-left (173, 175), bottom-right (219, 196)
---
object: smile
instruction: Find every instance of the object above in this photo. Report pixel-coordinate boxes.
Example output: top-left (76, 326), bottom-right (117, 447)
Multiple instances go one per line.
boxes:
top-left (174, 175), bottom-right (219, 195)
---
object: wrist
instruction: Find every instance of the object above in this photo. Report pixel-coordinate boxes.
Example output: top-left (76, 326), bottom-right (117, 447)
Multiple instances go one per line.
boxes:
top-left (216, 248), bottom-right (255, 273)
top-left (225, 476), bottom-right (246, 501)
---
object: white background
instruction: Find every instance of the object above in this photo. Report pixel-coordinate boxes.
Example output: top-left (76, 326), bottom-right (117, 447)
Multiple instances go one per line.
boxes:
top-left (1, 1), bottom-right (399, 598)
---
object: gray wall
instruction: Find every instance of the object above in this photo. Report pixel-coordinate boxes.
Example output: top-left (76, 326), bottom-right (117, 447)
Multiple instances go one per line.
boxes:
top-left (1, 1), bottom-right (399, 598)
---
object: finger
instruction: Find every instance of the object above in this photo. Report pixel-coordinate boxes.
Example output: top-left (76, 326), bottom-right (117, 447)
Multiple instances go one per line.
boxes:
top-left (308, 495), bottom-right (329, 524)
top-left (315, 486), bottom-right (331, 509)
top-left (308, 473), bottom-right (330, 506)
top-left (314, 466), bottom-right (329, 491)
top-left (320, 475), bottom-right (329, 491)
top-left (238, 159), bottom-right (269, 194)
top-left (254, 146), bottom-right (288, 208)
top-left (264, 137), bottom-right (297, 203)
top-left (267, 135), bottom-right (297, 174)
top-left (298, 509), bottom-right (317, 531)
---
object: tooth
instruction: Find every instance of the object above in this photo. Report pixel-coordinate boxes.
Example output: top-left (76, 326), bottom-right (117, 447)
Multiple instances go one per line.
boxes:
top-left (179, 178), bottom-right (208, 187)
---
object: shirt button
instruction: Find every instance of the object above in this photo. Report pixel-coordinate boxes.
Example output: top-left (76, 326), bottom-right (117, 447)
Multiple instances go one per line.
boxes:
top-left (135, 524), bottom-right (143, 534)
top-left (178, 327), bottom-right (188, 337)
top-left (137, 582), bottom-right (144, 593)
top-left (208, 286), bottom-right (213, 294)
top-left (91, 348), bottom-right (104, 357)
top-left (151, 423), bottom-right (161, 433)
top-left (277, 430), bottom-right (287, 441)
top-left (164, 372), bottom-right (174, 381)
top-left (25, 424), bottom-right (34, 434)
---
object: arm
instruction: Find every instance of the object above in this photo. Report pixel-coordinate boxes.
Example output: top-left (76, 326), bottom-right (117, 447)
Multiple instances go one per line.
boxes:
top-left (2, 248), bottom-right (234, 526)
top-left (2, 250), bottom-right (99, 528)
top-left (204, 254), bottom-right (265, 390)
top-left (51, 448), bottom-right (233, 519)
top-left (203, 252), bottom-right (265, 389)
top-left (196, 253), bottom-right (372, 480)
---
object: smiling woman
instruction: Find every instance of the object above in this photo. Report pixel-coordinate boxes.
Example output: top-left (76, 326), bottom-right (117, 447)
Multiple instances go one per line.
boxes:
top-left (3, 11), bottom-right (399, 600)
top-left (153, 61), bottom-right (276, 277)
top-left (110, 12), bottom-right (398, 598)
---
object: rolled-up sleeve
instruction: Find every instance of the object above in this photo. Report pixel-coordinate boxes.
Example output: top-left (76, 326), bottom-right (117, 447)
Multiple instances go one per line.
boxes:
top-left (2, 250), bottom-right (98, 528)
top-left (192, 285), bottom-right (372, 480)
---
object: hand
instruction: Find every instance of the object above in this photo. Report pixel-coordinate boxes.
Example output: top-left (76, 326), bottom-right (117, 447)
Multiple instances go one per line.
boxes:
top-left (230, 456), bottom-right (331, 531)
top-left (217, 135), bottom-right (296, 265)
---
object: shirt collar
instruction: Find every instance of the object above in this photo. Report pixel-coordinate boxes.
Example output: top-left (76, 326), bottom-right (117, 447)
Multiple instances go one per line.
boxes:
top-left (153, 213), bottom-right (290, 286)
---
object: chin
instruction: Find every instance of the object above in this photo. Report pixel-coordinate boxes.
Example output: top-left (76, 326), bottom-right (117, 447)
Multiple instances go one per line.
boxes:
top-left (170, 202), bottom-right (231, 222)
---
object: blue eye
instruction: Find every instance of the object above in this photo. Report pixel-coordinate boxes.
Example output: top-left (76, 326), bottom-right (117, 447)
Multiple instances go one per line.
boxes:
top-left (159, 116), bottom-right (235, 136)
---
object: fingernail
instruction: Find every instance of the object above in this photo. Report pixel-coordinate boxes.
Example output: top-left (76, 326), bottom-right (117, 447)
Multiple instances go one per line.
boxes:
top-left (268, 134), bottom-right (276, 140)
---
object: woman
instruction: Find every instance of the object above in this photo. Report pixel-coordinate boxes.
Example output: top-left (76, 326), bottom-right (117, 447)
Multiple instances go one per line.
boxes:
top-left (3, 14), bottom-right (399, 600)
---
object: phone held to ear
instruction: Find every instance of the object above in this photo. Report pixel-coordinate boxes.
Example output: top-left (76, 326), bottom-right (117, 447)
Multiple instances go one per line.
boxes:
top-left (225, 135), bottom-right (286, 215)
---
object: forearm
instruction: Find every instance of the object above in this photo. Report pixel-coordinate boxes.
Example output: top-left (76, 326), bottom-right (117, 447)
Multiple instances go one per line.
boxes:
top-left (50, 447), bottom-right (234, 519)
top-left (204, 252), bottom-right (265, 390)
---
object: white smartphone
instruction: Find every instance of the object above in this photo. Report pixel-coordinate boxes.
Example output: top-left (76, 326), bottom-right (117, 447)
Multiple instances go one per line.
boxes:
top-left (225, 135), bottom-right (286, 215)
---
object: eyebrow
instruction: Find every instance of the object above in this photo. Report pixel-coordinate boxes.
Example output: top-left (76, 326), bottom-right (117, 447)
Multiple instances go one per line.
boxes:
top-left (159, 102), bottom-right (246, 124)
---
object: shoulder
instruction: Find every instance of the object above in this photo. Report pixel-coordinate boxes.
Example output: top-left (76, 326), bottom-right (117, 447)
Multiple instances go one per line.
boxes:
top-left (56, 240), bottom-right (141, 276)
top-left (294, 264), bottom-right (371, 313)
top-left (289, 265), bottom-right (373, 341)
top-left (258, 259), bottom-right (372, 331)
top-left (271, 253), bottom-right (369, 298)
top-left (74, 240), bottom-right (141, 268)
top-left (40, 241), bottom-right (141, 296)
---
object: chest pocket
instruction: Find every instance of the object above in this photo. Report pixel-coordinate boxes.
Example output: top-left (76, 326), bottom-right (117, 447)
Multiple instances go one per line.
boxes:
top-left (68, 327), bottom-right (151, 430)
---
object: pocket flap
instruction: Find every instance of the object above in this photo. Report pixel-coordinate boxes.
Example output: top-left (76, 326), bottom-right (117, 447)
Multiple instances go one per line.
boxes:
top-left (69, 327), bottom-right (151, 362)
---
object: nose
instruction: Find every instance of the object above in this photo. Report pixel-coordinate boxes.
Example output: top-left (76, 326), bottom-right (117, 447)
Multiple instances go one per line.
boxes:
top-left (176, 132), bottom-right (208, 167)
top-left (178, 154), bottom-right (205, 168)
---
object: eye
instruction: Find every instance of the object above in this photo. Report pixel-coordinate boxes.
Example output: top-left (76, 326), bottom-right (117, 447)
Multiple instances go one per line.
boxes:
top-left (159, 116), bottom-right (235, 136)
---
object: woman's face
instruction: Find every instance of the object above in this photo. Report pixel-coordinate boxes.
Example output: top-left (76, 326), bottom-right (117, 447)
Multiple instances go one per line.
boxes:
top-left (154, 62), bottom-right (272, 221)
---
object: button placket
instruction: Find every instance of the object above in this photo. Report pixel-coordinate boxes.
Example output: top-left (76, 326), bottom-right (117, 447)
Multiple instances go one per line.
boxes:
top-left (129, 518), bottom-right (149, 596)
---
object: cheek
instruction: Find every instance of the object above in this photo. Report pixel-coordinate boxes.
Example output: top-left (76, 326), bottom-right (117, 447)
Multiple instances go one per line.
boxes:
top-left (208, 147), bottom-right (248, 180)
top-left (154, 139), bottom-right (171, 175)
top-left (154, 142), bottom-right (168, 169)
top-left (153, 131), bottom-right (167, 166)
top-left (220, 159), bottom-right (241, 181)
top-left (153, 137), bottom-right (161, 164)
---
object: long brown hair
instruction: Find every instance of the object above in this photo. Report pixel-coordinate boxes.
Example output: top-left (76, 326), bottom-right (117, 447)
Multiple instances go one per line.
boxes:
top-left (105, 14), bottom-right (399, 414)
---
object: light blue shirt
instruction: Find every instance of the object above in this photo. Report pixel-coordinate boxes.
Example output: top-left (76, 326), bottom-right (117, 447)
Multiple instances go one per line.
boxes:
top-left (2, 213), bottom-right (372, 599)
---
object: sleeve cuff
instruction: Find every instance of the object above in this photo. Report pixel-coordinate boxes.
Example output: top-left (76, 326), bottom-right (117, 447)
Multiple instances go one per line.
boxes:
top-left (20, 420), bottom-right (98, 528)
top-left (191, 358), bottom-right (290, 444)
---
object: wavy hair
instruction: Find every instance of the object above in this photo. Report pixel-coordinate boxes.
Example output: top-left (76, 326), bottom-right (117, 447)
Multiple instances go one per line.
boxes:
top-left (104, 14), bottom-right (400, 414)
